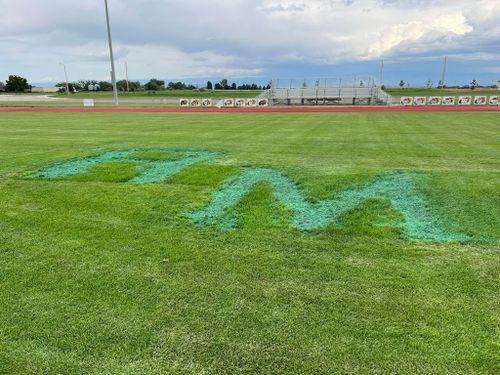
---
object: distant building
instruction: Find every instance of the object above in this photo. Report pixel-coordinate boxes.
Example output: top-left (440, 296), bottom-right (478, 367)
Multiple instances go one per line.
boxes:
top-left (31, 87), bottom-right (60, 93)
top-left (0, 82), bottom-right (5, 91)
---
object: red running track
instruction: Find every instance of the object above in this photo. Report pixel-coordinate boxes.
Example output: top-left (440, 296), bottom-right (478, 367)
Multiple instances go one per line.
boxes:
top-left (1, 106), bottom-right (499, 113)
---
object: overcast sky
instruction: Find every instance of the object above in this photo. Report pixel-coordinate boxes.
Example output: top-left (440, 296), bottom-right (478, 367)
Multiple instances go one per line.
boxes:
top-left (1, 0), bottom-right (499, 86)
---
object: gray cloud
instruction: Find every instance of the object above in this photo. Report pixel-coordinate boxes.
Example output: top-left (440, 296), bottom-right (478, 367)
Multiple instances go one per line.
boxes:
top-left (0, 0), bottom-right (498, 83)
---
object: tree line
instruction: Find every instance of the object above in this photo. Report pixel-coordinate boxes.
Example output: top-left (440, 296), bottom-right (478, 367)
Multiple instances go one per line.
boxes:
top-left (0, 75), bottom-right (269, 93)
top-left (206, 79), bottom-right (271, 90)
top-left (54, 78), bottom-right (269, 93)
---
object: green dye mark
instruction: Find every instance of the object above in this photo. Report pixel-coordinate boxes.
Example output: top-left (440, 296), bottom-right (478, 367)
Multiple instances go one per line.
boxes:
top-left (188, 169), bottom-right (467, 242)
top-left (34, 149), bottom-right (466, 241)
top-left (34, 150), bottom-right (135, 179)
top-left (130, 151), bottom-right (218, 184)
top-left (34, 149), bottom-right (219, 184)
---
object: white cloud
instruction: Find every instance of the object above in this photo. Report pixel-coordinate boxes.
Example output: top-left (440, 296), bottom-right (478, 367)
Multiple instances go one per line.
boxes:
top-left (0, 0), bottom-right (499, 83)
top-left (367, 13), bottom-right (473, 58)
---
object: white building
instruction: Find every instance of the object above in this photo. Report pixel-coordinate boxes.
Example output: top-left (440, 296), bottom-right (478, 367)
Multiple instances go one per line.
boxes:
top-left (31, 87), bottom-right (60, 93)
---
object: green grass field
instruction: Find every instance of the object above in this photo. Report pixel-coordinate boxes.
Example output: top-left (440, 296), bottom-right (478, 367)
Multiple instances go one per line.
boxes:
top-left (0, 112), bottom-right (499, 373)
top-left (0, 90), bottom-right (263, 108)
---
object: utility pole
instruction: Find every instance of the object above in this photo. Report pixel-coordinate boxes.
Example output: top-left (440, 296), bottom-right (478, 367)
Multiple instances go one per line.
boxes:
top-left (125, 61), bottom-right (130, 92)
top-left (60, 62), bottom-right (70, 96)
top-left (104, 0), bottom-right (119, 105)
top-left (441, 56), bottom-right (448, 88)
top-left (379, 59), bottom-right (384, 87)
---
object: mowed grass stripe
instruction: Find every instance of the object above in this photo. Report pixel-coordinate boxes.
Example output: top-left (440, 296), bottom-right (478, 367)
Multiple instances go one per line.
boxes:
top-left (0, 112), bottom-right (499, 373)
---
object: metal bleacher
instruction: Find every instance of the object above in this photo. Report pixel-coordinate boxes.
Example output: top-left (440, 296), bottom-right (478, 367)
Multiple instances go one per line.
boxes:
top-left (258, 76), bottom-right (392, 106)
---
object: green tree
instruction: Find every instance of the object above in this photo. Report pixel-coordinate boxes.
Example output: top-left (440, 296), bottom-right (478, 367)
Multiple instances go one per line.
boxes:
top-left (116, 80), bottom-right (128, 92)
top-left (399, 80), bottom-right (405, 89)
top-left (117, 80), bottom-right (141, 92)
top-left (98, 81), bottom-right (113, 91)
top-left (130, 81), bottom-right (142, 91)
top-left (206, 81), bottom-right (213, 90)
top-left (470, 79), bottom-right (478, 90)
top-left (167, 82), bottom-right (185, 90)
top-left (144, 79), bottom-right (165, 91)
top-left (220, 79), bottom-right (228, 89)
top-left (5, 75), bottom-right (31, 92)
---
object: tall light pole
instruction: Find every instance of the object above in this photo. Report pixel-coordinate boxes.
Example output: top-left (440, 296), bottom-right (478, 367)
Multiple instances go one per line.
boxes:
top-left (379, 58), bottom-right (384, 87)
top-left (104, 0), bottom-right (119, 105)
top-left (60, 62), bottom-right (70, 96)
top-left (125, 61), bottom-right (130, 92)
top-left (440, 56), bottom-right (448, 88)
